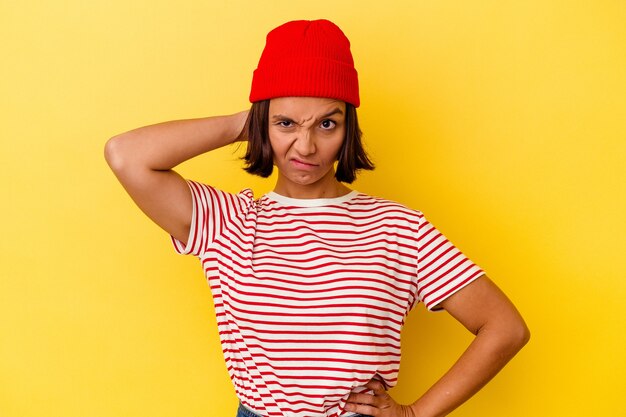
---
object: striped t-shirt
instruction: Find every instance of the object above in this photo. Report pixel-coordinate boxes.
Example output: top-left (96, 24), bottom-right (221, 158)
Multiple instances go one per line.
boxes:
top-left (170, 180), bottom-right (486, 417)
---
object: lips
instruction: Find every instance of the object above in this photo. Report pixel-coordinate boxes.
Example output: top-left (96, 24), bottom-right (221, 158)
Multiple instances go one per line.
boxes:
top-left (290, 158), bottom-right (318, 169)
top-left (291, 158), bottom-right (318, 166)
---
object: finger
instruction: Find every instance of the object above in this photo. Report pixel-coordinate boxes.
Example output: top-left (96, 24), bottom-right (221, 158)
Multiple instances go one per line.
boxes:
top-left (344, 402), bottom-right (379, 416)
top-left (345, 392), bottom-right (376, 405)
top-left (364, 379), bottom-right (387, 394)
top-left (376, 377), bottom-right (389, 391)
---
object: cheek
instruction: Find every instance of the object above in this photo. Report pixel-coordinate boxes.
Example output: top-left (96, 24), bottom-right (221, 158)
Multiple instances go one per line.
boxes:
top-left (268, 137), bottom-right (288, 166)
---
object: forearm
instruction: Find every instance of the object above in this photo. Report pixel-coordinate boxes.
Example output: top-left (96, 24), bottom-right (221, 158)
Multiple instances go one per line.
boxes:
top-left (105, 110), bottom-right (248, 172)
top-left (410, 324), bottom-right (530, 417)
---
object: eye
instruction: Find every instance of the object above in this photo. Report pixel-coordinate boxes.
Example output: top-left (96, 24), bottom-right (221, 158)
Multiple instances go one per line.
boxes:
top-left (278, 120), bottom-right (293, 128)
top-left (320, 119), bottom-right (336, 130)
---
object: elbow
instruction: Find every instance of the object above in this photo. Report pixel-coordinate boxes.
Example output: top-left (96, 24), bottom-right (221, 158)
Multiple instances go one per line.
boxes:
top-left (514, 322), bottom-right (531, 350)
top-left (104, 134), bottom-right (130, 173)
top-left (507, 320), bottom-right (531, 352)
top-left (481, 317), bottom-right (530, 354)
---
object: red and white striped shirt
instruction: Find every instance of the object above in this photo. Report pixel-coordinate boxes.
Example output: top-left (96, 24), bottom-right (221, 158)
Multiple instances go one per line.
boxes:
top-left (170, 180), bottom-right (486, 417)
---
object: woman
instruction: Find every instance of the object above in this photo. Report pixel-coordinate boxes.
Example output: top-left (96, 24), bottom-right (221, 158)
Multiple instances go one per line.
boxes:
top-left (105, 19), bottom-right (529, 417)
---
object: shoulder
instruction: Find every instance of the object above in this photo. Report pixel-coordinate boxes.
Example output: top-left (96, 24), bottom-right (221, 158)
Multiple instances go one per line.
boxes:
top-left (186, 180), bottom-right (254, 200)
top-left (237, 187), bottom-right (256, 202)
top-left (185, 180), bottom-right (259, 211)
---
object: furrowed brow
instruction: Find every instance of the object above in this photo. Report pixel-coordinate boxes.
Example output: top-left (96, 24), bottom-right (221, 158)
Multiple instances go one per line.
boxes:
top-left (318, 108), bottom-right (344, 120)
top-left (271, 114), bottom-right (293, 121)
top-left (270, 108), bottom-right (344, 122)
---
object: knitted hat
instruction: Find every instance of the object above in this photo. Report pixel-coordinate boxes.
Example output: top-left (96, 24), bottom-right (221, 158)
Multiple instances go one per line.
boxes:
top-left (249, 19), bottom-right (360, 107)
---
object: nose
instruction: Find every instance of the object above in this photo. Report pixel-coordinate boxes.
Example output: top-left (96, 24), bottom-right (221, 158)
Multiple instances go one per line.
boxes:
top-left (292, 130), bottom-right (316, 156)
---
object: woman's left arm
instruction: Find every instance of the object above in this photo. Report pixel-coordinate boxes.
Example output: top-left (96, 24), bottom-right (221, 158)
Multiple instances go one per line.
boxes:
top-left (344, 274), bottom-right (530, 417)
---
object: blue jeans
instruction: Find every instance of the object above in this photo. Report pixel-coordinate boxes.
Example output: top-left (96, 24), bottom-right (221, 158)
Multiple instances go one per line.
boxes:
top-left (236, 401), bottom-right (371, 417)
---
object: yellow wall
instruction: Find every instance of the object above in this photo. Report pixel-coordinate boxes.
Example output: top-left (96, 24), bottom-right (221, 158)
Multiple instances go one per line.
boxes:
top-left (2, 1), bottom-right (625, 416)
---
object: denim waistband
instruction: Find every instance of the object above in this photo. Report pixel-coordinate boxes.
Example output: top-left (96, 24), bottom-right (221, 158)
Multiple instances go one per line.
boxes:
top-left (237, 401), bottom-right (370, 417)
top-left (236, 401), bottom-right (263, 417)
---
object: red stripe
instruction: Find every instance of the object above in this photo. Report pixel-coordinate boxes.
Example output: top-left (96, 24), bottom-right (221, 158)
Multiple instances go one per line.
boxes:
top-left (216, 319), bottom-right (401, 335)
top-left (219, 331), bottom-right (401, 346)
top-left (242, 343), bottom-right (400, 355)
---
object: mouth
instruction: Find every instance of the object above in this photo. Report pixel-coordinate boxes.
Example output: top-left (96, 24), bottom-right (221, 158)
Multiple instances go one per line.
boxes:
top-left (291, 158), bottom-right (318, 169)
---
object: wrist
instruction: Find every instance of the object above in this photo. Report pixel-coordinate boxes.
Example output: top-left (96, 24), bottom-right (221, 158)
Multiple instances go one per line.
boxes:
top-left (409, 401), bottom-right (440, 417)
top-left (231, 110), bottom-right (249, 142)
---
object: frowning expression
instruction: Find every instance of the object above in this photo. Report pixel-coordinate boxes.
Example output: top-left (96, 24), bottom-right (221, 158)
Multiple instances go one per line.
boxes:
top-left (268, 97), bottom-right (346, 187)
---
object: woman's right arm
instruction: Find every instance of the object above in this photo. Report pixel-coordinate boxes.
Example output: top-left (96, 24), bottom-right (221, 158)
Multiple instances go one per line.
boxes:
top-left (103, 110), bottom-right (249, 246)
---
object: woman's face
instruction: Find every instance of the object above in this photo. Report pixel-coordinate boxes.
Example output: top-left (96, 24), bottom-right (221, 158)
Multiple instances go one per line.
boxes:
top-left (268, 97), bottom-right (346, 189)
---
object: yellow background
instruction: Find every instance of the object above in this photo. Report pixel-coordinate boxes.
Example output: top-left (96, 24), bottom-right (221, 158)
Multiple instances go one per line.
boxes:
top-left (1, 1), bottom-right (625, 416)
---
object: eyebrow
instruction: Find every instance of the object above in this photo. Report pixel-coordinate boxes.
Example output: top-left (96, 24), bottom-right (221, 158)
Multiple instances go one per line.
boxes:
top-left (271, 107), bottom-right (345, 121)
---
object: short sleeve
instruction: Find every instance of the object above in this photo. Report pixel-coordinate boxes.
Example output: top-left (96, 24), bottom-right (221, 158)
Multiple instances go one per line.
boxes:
top-left (415, 212), bottom-right (486, 312)
top-left (170, 180), bottom-right (254, 257)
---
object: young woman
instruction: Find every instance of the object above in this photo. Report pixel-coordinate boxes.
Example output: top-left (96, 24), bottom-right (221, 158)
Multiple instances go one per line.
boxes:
top-left (105, 19), bottom-right (529, 417)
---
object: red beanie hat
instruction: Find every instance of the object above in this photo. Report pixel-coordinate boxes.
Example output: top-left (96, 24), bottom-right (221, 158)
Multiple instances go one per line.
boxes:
top-left (249, 19), bottom-right (360, 107)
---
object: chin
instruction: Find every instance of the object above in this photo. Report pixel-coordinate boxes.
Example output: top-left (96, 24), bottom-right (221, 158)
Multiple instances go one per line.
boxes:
top-left (289, 175), bottom-right (322, 186)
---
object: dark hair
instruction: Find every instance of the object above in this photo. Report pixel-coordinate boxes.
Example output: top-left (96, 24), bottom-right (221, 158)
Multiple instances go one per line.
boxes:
top-left (237, 100), bottom-right (375, 184)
